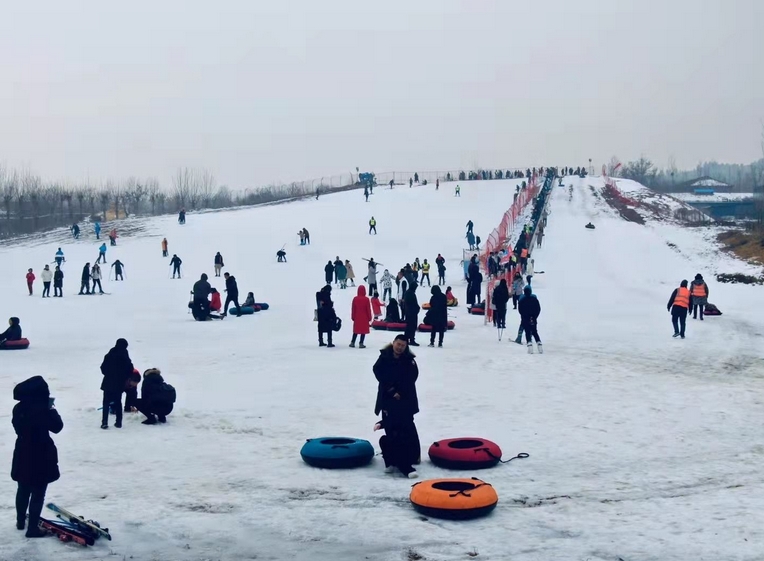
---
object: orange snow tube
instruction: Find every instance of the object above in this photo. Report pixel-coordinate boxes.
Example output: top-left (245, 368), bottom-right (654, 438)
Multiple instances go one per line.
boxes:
top-left (410, 477), bottom-right (498, 520)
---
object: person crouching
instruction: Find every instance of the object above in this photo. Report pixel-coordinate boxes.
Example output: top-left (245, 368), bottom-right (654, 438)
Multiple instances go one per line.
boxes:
top-left (137, 368), bottom-right (176, 425)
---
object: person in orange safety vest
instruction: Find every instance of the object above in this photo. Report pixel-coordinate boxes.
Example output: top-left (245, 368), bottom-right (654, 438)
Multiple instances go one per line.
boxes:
top-left (667, 280), bottom-right (690, 339)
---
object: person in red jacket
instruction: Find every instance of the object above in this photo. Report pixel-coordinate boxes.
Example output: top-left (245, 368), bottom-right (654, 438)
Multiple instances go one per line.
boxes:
top-left (350, 285), bottom-right (372, 348)
top-left (370, 290), bottom-right (384, 319)
top-left (209, 288), bottom-right (222, 312)
top-left (26, 269), bottom-right (35, 296)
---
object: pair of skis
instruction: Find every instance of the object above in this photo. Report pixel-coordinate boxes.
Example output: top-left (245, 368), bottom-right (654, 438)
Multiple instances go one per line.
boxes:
top-left (38, 503), bottom-right (111, 546)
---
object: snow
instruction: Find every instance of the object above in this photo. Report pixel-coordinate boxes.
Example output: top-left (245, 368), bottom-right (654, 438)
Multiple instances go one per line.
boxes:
top-left (1, 177), bottom-right (764, 561)
top-left (690, 178), bottom-right (730, 188)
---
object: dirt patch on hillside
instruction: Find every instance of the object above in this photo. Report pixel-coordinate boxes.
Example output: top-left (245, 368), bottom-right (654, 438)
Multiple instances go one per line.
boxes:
top-left (717, 230), bottom-right (764, 267)
top-left (600, 185), bottom-right (645, 225)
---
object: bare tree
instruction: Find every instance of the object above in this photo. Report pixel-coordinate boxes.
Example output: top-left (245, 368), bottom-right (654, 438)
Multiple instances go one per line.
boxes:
top-left (607, 156), bottom-right (622, 177)
top-left (2, 169), bottom-right (17, 223)
top-left (112, 181), bottom-right (122, 219)
top-left (146, 178), bottom-right (160, 215)
top-left (22, 173), bottom-right (42, 230)
top-left (622, 157), bottom-right (657, 186)
top-left (99, 185), bottom-right (111, 221)
top-left (172, 168), bottom-right (194, 210)
top-left (198, 169), bottom-right (216, 208)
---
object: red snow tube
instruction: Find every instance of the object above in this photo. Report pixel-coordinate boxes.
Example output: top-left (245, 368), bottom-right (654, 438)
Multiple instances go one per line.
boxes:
top-left (385, 322), bottom-right (407, 332)
top-left (429, 438), bottom-right (503, 470)
top-left (468, 306), bottom-right (485, 316)
top-left (418, 321), bottom-right (456, 332)
top-left (371, 320), bottom-right (388, 330)
top-left (447, 321), bottom-right (455, 330)
top-left (0, 338), bottom-right (30, 350)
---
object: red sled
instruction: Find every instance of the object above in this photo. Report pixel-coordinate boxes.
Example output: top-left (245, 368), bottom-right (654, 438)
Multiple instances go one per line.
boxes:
top-left (0, 338), bottom-right (30, 350)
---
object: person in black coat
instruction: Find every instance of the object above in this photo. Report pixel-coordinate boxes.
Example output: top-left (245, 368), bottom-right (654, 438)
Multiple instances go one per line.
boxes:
top-left (53, 266), bottom-right (64, 297)
top-left (517, 285), bottom-right (542, 351)
top-left (170, 254), bottom-right (182, 278)
top-left (492, 279), bottom-right (510, 329)
top-left (324, 261), bottom-right (334, 285)
top-left (0, 317), bottom-right (22, 346)
top-left (384, 298), bottom-right (401, 323)
top-left (79, 262), bottom-right (91, 295)
top-left (136, 368), bottom-right (176, 425)
top-left (100, 338), bottom-right (134, 429)
top-left (222, 272), bottom-right (241, 317)
top-left (316, 285), bottom-right (336, 347)
top-left (373, 335), bottom-right (421, 477)
top-left (11, 376), bottom-right (63, 537)
top-left (214, 252), bottom-right (224, 277)
top-left (191, 273), bottom-right (212, 321)
top-left (426, 285), bottom-right (448, 347)
top-left (403, 284), bottom-right (420, 346)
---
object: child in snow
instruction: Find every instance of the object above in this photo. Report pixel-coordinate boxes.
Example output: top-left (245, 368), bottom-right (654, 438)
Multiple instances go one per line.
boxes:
top-left (209, 288), bottom-right (222, 312)
top-left (371, 291), bottom-right (384, 319)
top-left (243, 292), bottom-right (255, 307)
top-left (26, 269), bottom-right (35, 295)
top-left (445, 286), bottom-right (458, 306)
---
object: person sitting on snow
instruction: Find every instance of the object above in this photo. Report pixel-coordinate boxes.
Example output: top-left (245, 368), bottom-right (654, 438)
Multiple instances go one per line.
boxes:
top-left (445, 287), bottom-right (458, 306)
top-left (0, 317), bottom-right (22, 347)
top-left (243, 292), bottom-right (255, 307)
top-left (384, 298), bottom-right (401, 323)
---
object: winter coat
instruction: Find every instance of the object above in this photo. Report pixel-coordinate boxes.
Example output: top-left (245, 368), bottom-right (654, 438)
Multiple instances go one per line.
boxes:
top-left (170, 256), bottom-right (182, 268)
top-left (380, 271), bottom-right (393, 289)
top-left (336, 262), bottom-right (347, 281)
top-left (225, 275), bottom-right (239, 298)
top-left (81, 265), bottom-right (91, 282)
top-left (193, 278), bottom-right (211, 299)
top-left (11, 376), bottom-right (63, 486)
top-left (214, 253), bottom-right (224, 266)
top-left (404, 288), bottom-right (420, 325)
top-left (427, 287), bottom-right (448, 331)
top-left (397, 277), bottom-right (409, 301)
top-left (526, 261), bottom-right (535, 276)
top-left (91, 266), bottom-right (101, 280)
top-left (351, 286), bottom-right (373, 334)
top-left (346, 263), bottom-right (356, 280)
top-left (100, 341), bottom-right (135, 393)
top-left (53, 270), bottom-right (63, 287)
top-left (316, 288), bottom-right (336, 332)
top-left (367, 264), bottom-right (378, 285)
top-left (373, 345), bottom-right (419, 417)
top-left (141, 369), bottom-right (175, 414)
top-left (113, 261), bottom-right (124, 273)
top-left (41, 269), bottom-right (53, 282)
top-left (324, 263), bottom-right (334, 283)
top-left (518, 292), bottom-right (541, 322)
top-left (26, 272), bottom-right (35, 284)
top-left (99, 243), bottom-right (107, 254)
top-left (492, 281), bottom-right (511, 310)
top-left (0, 318), bottom-right (22, 342)
top-left (384, 299), bottom-right (400, 323)
top-left (210, 291), bottom-right (222, 311)
top-left (371, 297), bottom-right (383, 317)
top-left (512, 277), bottom-right (525, 295)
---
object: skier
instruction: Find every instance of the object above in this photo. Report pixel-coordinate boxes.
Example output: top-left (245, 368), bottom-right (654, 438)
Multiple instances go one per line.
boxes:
top-left (364, 186), bottom-right (369, 202)
top-left (41, 265), bottom-right (52, 298)
top-left (91, 263), bottom-right (105, 294)
top-left (403, 284), bottom-right (420, 346)
top-left (191, 274), bottom-right (212, 321)
top-left (209, 288), bottom-right (222, 312)
top-left (26, 268), bottom-right (35, 296)
top-left (316, 285), bottom-right (336, 347)
top-left (178, 208), bottom-right (186, 224)
top-left (371, 290), bottom-right (384, 319)
top-left (170, 254), bottom-right (182, 279)
top-left (94, 221), bottom-right (101, 239)
top-left (345, 260), bottom-right (356, 287)
top-left (53, 266), bottom-right (64, 297)
top-left (518, 285), bottom-right (542, 354)
top-left (426, 285), bottom-right (447, 348)
top-left (380, 269), bottom-right (393, 302)
top-left (277, 249), bottom-right (287, 262)
top-left (369, 217), bottom-right (377, 235)
top-left (0, 317), bottom-right (22, 347)
top-left (336, 260), bottom-right (348, 289)
top-left (667, 280), bottom-right (690, 339)
top-left (455, 185), bottom-right (461, 197)
top-left (222, 272), bottom-right (241, 317)
top-left (367, 259), bottom-right (378, 294)
top-left (71, 223), bottom-right (80, 239)
top-left (511, 272), bottom-right (525, 309)
top-left (11, 375), bottom-right (63, 537)
top-left (690, 273), bottom-right (709, 320)
top-left (420, 260), bottom-right (431, 287)
top-left (100, 338), bottom-right (134, 429)
top-left (161, 238), bottom-right (168, 257)
top-left (324, 261), bottom-right (334, 285)
top-left (108, 228), bottom-right (117, 246)
top-left (492, 279), bottom-right (510, 330)
top-left (136, 368), bottom-right (176, 425)
top-left (79, 263), bottom-right (91, 295)
top-left (333, 256), bottom-right (343, 285)
top-left (54, 248), bottom-right (65, 267)
top-left (350, 285), bottom-right (372, 348)
top-left (97, 242), bottom-right (107, 264)
top-left (111, 259), bottom-right (125, 281)
top-left (373, 334), bottom-right (421, 478)
top-left (214, 252), bottom-right (224, 277)
top-left (466, 220), bottom-right (474, 234)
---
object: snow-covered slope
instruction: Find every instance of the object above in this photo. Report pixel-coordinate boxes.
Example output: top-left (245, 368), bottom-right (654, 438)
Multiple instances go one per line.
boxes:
top-left (0, 177), bottom-right (763, 561)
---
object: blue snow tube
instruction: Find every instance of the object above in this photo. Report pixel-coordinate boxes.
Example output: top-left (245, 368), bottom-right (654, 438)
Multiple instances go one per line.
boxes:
top-left (300, 437), bottom-right (375, 469)
top-left (254, 302), bottom-right (270, 311)
top-left (229, 306), bottom-right (257, 315)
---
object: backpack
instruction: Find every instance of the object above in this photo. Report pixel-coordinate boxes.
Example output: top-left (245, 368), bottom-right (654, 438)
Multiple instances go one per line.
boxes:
top-left (161, 383), bottom-right (177, 404)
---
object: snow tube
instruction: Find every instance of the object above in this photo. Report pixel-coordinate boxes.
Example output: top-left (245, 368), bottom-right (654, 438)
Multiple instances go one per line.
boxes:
top-left (447, 299), bottom-right (459, 307)
top-left (410, 478), bottom-right (498, 520)
top-left (385, 322), bottom-right (407, 332)
top-left (585, 223), bottom-right (595, 230)
top-left (704, 303), bottom-right (722, 316)
top-left (417, 321), bottom-right (456, 332)
top-left (371, 320), bottom-right (388, 330)
top-left (229, 306), bottom-right (257, 315)
top-left (422, 303), bottom-right (431, 310)
top-left (300, 437), bottom-right (374, 469)
top-left (468, 306), bottom-right (485, 316)
top-left (0, 338), bottom-right (30, 350)
top-left (428, 438), bottom-right (502, 470)
top-left (254, 302), bottom-right (269, 311)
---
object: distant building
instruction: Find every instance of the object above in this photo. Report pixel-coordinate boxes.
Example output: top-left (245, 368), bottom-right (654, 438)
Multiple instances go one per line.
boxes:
top-left (681, 177), bottom-right (733, 193)
top-left (693, 188), bottom-right (716, 196)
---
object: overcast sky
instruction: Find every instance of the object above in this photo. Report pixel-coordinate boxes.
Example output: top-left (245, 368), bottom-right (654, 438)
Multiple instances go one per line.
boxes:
top-left (1, 0), bottom-right (762, 189)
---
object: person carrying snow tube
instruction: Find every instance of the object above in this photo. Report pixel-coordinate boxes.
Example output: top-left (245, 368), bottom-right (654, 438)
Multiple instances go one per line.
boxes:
top-left (667, 280), bottom-right (690, 339)
top-left (11, 376), bottom-right (64, 537)
top-left (136, 368), bottom-right (176, 425)
top-left (373, 335), bottom-right (421, 478)
top-left (0, 317), bottom-right (23, 349)
top-left (191, 274), bottom-right (212, 321)
top-left (316, 285), bottom-right (336, 347)
top-left (690, 274), bottom-right (709, 321)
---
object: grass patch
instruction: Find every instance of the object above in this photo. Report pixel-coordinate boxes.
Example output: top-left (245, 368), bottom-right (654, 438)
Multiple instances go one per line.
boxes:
top-left (717, 230), bottom-right (764, 267)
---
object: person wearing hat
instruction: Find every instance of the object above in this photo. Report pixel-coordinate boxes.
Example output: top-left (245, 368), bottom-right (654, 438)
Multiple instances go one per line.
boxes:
top-left (373, 335), bottom-right (421, 478)
top-left (690, 274), bottom-right (709, 321)
top-left (99, 339), bottom-right (134, 429)
top-left (667, 280), bottom-right (691, 339)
